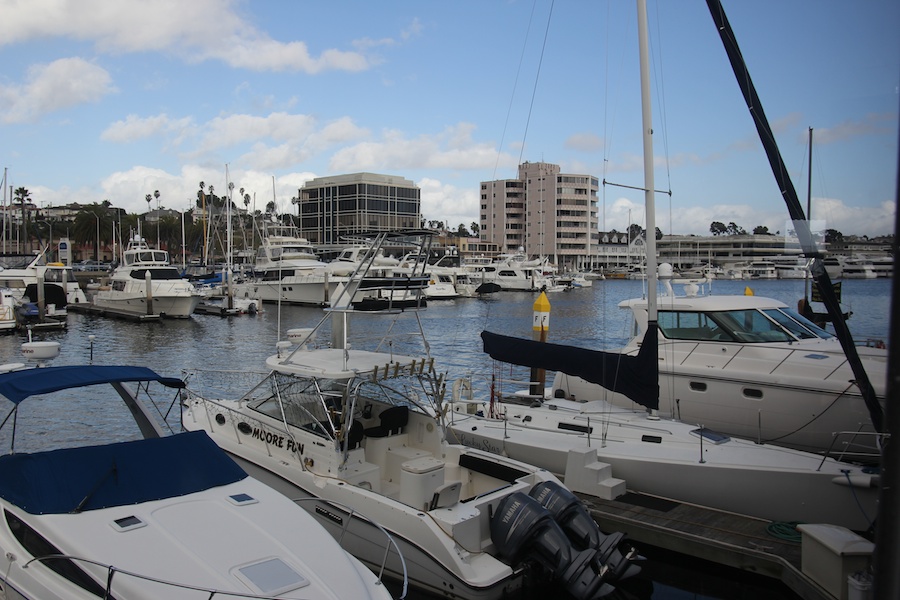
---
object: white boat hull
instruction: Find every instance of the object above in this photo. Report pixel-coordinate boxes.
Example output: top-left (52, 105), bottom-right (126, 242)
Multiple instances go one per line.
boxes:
top-left (446, 398), bottom-right (879, 531)
top-left (92, 292), bottom-right (201, 318)
top-left (182, 399), bottom-right (541, 600)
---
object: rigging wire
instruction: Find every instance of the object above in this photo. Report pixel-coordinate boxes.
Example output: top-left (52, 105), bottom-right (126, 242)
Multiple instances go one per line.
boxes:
top-left (515, 0), bottom-right (555, 168)
top-left (491, 0), bottom-right (541, 181)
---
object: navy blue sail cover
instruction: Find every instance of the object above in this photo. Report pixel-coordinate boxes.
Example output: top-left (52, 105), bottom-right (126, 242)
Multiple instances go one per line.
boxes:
top-left (0, 430), bottom-right (247, 514)
top-left (481, 323), bottom-right (660, 410)
top-left (0, 365), bottom-right (185, 404)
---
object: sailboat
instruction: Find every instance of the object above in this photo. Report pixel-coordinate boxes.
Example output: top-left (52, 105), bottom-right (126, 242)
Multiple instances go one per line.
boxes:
top-left (443, 0), bottom-right (881, 532)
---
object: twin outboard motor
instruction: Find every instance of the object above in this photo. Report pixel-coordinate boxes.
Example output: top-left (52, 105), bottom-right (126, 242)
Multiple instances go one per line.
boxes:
top-left (491, 481), bottom-right (641, 599)
top-left (530, 481), bottom-right (642, 582)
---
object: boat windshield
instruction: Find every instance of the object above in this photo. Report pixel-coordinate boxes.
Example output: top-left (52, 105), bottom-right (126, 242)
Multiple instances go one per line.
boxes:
top-left (128, 268), bottom-right (185, 280)
top-left (658, 309), bottom-right (796, 343)
top-left (247, 374), bottom-right (335, 437)
top-left (764, 308), bottom-right (834, 340)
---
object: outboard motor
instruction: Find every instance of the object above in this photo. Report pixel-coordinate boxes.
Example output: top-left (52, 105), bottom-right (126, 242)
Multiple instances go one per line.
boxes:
top-left (490, 492), bottom-right (616, 599)
top-left (530, 481), bottom-right (642, 582)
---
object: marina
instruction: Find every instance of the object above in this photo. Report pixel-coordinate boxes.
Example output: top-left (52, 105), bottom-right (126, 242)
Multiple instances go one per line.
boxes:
top-left (0, 276), bottom-right (889, 599)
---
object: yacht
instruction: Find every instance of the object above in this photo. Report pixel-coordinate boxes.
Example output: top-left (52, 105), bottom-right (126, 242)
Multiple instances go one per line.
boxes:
top-left (232, 223), bottom-right (336, 306)
top-left (0, 250), bottom-right (87, 315)
top-left (0, 363), bottom-right (395, 600)
top-left (92, 238), bottom-right (202, 318)
top-left (554, 268), bottom-right (887, 455)
top-left (182, 231), bottom-right (641, 600)
top-left (842, 258), bottom-right (878, 279)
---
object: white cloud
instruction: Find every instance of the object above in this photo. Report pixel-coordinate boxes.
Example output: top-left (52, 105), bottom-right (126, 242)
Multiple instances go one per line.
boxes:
top-left (0, 57), bottom-right (115, 123)
top-left (418, 178), bottom-right (479, 227)
top-left (0, 0), bottom-right (374, 74)
top-left (101, 114), bottom-right (195, 143)
top-left (329, 123), bottom-right (512, 172)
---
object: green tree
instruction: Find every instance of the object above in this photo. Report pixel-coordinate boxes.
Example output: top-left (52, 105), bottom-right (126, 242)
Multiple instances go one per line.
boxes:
top-left (709, 221), bottom-right (727, 236)
top-left (726, 222), bottom-right (746, 236)
top-left (627, 223), bottom-right (644, 241)
top-left (456, 223), bottom-right (470, 237)
top-left (471, 222), bottom-right (480, 236)
top-left (753, 225), bottom-right (770, 235)
top-left (73, 205), bottom-right (114, 261)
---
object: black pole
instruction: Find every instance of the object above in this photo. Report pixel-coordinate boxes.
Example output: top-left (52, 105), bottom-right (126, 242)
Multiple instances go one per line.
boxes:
top-left (705, 0), bottom-right (883, 433)
top-left (872, 97), bottom-right (900, 600)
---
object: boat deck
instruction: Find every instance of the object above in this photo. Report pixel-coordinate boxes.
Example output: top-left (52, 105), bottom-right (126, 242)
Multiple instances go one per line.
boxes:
top-left (579, 491), bottom-right (835, 600)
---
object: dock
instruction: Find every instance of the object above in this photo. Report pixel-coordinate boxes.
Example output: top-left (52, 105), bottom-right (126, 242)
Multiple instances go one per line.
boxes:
top-left (579, 490), bottom-right (835, 600)
top-left (194, 302), bottom-right (242, 317)
top-left (66, 303), bottom-right (161, 322)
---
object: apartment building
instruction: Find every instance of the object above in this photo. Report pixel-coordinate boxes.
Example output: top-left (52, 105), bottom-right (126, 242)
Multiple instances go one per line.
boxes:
top-left (298, 172), bottom-right (421, 245)
top-left (480, 161), bottom-right (598, 271)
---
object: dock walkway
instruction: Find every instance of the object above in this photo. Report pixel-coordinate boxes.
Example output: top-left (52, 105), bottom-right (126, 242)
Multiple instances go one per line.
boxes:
top-left (580, 490), bottom-right (836, 600)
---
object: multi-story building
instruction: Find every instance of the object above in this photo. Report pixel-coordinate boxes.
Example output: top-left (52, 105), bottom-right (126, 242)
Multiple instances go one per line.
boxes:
top-left (480, 161), bottom-right (598, 271)
top-left (297, 172), bottom-right (421, 245)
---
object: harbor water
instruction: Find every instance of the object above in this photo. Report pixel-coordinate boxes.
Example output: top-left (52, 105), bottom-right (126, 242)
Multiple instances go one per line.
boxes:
top-left (0, 276), bottom-right (890, 599)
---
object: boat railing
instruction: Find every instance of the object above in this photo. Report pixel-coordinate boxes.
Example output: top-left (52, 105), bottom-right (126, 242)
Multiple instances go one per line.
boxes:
top-left (819, 430), bottom-right (888, 469)
top-left (291, 497), bottom-right (408, 599)
top-left (22, 554), bottom-right (370, 600)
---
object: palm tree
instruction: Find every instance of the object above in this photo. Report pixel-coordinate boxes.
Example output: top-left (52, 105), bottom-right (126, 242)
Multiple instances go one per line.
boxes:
top-left (73, 205), bottom-right (112, 261)
top-left (13, 187), bottom-right (31, 248)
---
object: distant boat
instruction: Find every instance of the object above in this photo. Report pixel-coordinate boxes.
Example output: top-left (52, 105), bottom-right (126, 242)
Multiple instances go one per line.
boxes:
top-left (91, 237), bottom-right (202, 318)
top-left (842, 258), bottom-right (878, 279)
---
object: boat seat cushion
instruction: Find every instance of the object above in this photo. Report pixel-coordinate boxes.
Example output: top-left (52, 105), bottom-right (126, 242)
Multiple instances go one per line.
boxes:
top-left (364, 406), bottom-right (409, 438)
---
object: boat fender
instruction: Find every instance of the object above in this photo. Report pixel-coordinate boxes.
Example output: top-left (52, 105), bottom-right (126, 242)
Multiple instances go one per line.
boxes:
top-left (832, 472), bottom-right (878, 489)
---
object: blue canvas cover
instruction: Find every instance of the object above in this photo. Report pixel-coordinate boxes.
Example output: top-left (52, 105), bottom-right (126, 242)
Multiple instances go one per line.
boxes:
top-left (0, 365), bottom-right (185, 405)
top-left (0, 430), bottom-right (247, 514)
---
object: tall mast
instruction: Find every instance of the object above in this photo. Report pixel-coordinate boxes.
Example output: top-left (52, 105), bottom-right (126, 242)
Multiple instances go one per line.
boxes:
top-left (637, 0), bottom-right (657, 322)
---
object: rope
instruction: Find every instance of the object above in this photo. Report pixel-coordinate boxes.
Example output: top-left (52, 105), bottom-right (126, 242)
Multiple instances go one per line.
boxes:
top-left (765, 521), bottom-right (802, 543)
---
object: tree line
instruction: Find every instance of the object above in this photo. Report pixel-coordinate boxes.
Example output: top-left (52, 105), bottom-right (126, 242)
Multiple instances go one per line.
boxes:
top-left (7, 184), bottom-right (286, 263)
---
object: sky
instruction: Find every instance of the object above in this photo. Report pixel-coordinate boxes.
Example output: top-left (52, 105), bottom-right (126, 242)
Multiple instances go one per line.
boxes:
top-left (0, 0), bottom-right (897, 238)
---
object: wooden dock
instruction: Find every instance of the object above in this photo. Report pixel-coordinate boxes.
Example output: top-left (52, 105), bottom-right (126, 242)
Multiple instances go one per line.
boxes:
top-left (194, 302), bottom-right (242, 317)
top-left (579, 491), bottom-right (834, 600)
top-left (66, 303), bottom-right (161, 322)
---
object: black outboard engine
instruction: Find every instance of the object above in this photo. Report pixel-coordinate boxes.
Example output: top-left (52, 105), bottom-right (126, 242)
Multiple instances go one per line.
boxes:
top-left (491, 492), bottom-right (617, 600)
top-left (529, 480), bottom-right (642, 582)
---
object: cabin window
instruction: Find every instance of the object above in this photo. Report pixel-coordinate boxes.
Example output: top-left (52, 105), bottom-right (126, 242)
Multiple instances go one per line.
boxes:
top-left (658, 311), bottom-right (730, 341)
top-left (767, 308), bottom-right (834, 340)
top-left (5, 510), bottom-right (108, 597)
top-left (708, 310), bottom-right (792, 343)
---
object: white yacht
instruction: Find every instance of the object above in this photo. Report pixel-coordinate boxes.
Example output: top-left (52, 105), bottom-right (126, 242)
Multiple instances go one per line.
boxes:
top-left (92, 238), bottom-right (202, 318)
top-left (553, 270), bottom-right (887, 455)
top-left (842, 258), bottom-right (878, 279)
top-left (0, 364), bottom-right (395, 600)
top-left (181, 231), bottom-right (641, 600)
top-left (232, 223), bottom-right (337, 306)
top-left (0, 250), bottom-right (87, 315)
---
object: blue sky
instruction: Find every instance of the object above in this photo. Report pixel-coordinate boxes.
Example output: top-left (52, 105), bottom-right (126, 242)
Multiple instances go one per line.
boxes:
top-left (1, 0), bottom-right (897, 237)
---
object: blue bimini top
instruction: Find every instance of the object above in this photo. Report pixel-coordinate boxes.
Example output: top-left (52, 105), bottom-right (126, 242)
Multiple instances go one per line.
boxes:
top-left (0, 430), bottom-right (247, 514)
top-left (0, 365), bottom-right (185, 405)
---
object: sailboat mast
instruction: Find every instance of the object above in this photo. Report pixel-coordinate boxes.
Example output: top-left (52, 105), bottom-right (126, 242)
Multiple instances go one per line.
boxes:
top-left (637, 0), bottom-right (658, 321)
top-left (804, 127), bottom-right (812, 300)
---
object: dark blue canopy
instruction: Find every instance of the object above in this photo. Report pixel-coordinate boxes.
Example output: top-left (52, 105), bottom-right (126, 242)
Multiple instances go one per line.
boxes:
top-left (0, 430), bottom-right (247, 514)
top-left (0, 365), bottom-right (184, 405)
